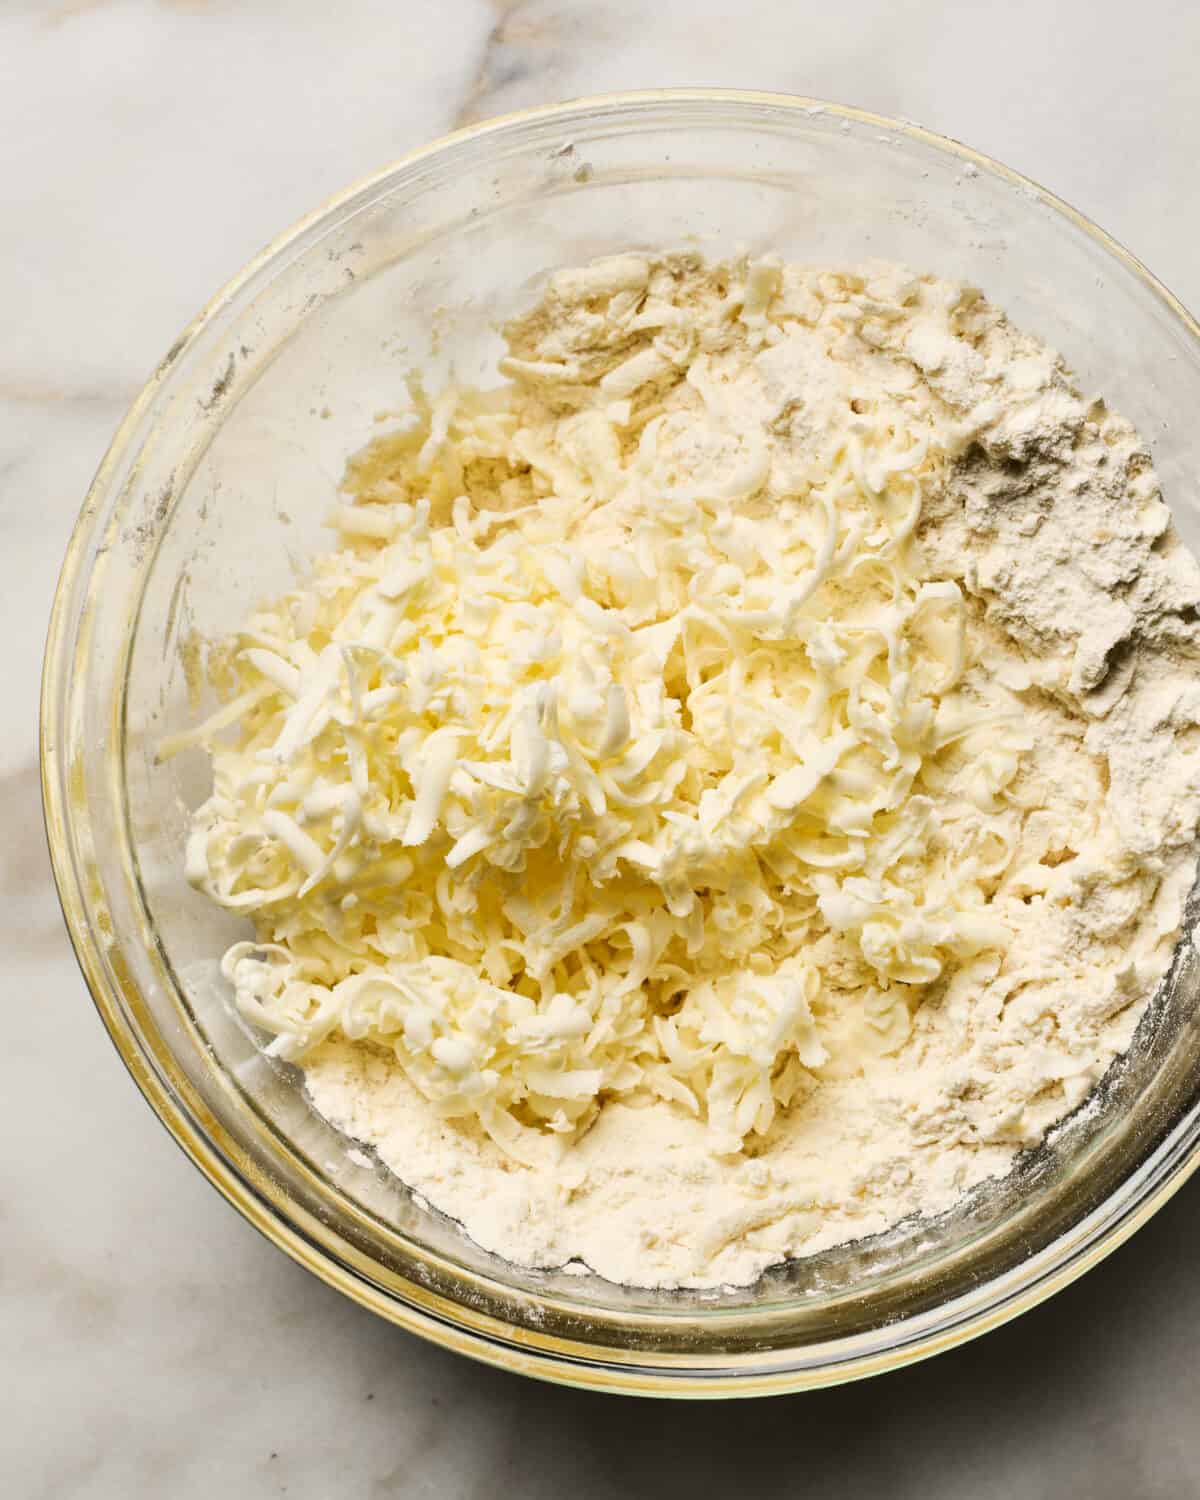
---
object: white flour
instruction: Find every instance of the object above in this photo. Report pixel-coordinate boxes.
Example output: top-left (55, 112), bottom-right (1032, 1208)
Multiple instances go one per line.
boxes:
top-left (209, 254), bottom-right (1200, 1289)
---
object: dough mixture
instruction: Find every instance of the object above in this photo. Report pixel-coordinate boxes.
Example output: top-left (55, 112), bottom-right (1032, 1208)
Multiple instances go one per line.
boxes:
top-left (174, 253), bottom-right (1200, 1288)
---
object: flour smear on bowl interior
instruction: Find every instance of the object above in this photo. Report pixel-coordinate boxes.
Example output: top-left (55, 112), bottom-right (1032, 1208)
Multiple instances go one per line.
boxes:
top-left (167, 252), bottom-right (1200, 1289)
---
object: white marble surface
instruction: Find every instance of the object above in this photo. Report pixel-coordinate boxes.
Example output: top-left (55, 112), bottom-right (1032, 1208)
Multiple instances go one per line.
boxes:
top-left (7, 0), bottom-right (1200, 1492)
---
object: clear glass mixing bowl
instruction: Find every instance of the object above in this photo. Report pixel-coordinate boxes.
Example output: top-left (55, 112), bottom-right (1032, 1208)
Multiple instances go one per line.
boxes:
top-left (42, 90), bottom-right (1200, 1396)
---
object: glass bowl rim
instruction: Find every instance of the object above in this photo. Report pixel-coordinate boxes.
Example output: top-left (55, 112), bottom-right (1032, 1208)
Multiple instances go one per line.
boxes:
top-left (40, 86), bottom-right (1200, 1397)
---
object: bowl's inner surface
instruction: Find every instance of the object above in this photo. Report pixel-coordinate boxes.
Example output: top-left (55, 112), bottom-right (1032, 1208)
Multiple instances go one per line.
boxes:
top-left (74, 97), bottom-right (1200, 1363)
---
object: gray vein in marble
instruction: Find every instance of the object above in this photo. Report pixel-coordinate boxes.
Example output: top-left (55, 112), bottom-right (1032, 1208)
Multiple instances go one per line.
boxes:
top-left (0, 381), bottom-right (140, 406)
top-left (0, 763), bottom-right (70, 957)
top-left (456, 0), bottom-right (567, 126)
top-left (44, 0), bottom-right (217, 26)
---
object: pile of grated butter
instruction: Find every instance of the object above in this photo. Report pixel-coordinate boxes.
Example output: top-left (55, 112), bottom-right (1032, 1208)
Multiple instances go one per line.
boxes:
top-left (172, 251), bottom-right (1157, 1189)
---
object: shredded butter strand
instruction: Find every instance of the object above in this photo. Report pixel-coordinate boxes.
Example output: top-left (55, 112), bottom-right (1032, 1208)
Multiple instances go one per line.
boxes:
top-left (174, 253), bottom-right (1027, 1161)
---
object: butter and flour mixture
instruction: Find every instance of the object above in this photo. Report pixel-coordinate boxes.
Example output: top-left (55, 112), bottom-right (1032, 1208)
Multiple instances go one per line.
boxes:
top-left (175, 253), bottom-right (1200, 1288)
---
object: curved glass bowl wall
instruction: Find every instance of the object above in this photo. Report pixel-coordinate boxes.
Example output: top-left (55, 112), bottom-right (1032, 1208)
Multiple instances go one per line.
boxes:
top-left (42, 92), bottom-right (1200, 1395)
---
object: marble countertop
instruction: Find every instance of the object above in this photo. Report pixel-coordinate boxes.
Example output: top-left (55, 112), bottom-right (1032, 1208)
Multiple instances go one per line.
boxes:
top-left (7, 1), bottom-right (1200, 1493)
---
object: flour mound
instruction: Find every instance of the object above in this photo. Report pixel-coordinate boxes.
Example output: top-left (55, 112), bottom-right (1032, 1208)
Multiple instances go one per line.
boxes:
top-left (192, 253), bottom-right (1200, 1288)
